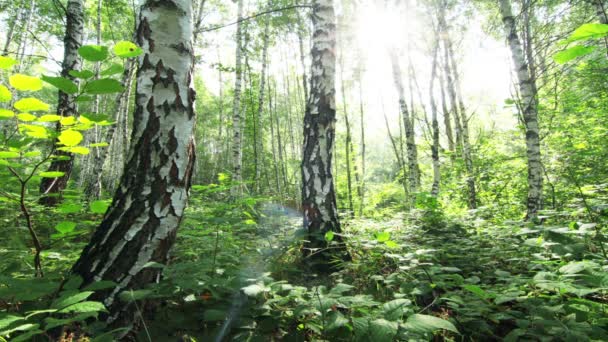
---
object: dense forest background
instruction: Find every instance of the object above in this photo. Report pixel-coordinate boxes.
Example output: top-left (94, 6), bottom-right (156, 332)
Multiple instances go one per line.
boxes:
top-left (0, 0), bottom-right (607, 341)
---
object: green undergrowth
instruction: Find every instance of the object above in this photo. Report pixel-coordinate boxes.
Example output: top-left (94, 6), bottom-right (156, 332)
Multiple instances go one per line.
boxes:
top-left (1, 185), bottom-right (607, 341)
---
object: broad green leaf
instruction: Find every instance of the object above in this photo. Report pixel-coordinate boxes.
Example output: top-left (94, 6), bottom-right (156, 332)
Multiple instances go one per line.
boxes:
top-left (58, 301), bottom-right (107, 314)
top-left (0, 151), bottom-right (20, 159)
top-left (0, 84), bottom-right (11, 102)
top-left (569, 23), bottom-right (608, 41)
top-left (90, 200), bottom-right (109, 214)
top-left (113, 41), bottom-right (143, 58)
top-left (9, 74), bottom-right (42, 91)
top-left (462, 284), bottom-right (493, 300)
top-left (69, 70), bottom-right (95, 79)
top-left (553, 45), bottom-right (595, 64)
top-left (326, 312), bottom-right (349, 332)
top-left (14, 98), bottom-right (50, 112)
top-left (78, 45), bottom-right (109, 62)
top-left (0, 314), bottom-right (23, 330)
top-left (40, 171), bottom-right (66, 178)
top-left (370, 319), bottom-right (399, 342)
top-left (559, 261), bottom-right (598, 274)
top-left (60, 116), bottom-right (76, 126)
top-left (24, 151), bottom-right (41, 158)
top-left (58, 130), bottom-right (83, 146)
top-left (54, 221), bottom-right (76, 234)
top-left (84, 78), bottom-right (124, 94)
top-left (57, 203), bottom-right (81, 214)
top-left (0, 323), bottom-right (39, 336)
top-left (325, 231), bottom-right (334, 241)
top-left (51, 291), bottom-right (93, 309)
top-left (38, 114), bottom-right (62, 122)
top-left (0, 109), bottom-right (14, 119)
top-left (17, 113), bottom-right (36, 122)
top-left (405, 314), bottom-right (459, 334)
top-left (382, 298), bottom-right (411, 321)
top-left (11, 329), bottom-right (44, 342)
top-left (100, 63), bottom-right (125, 76)
top-left (0, 56), bottom-right (17, 70)
top-left (41, 75), bottom-right (78, 94)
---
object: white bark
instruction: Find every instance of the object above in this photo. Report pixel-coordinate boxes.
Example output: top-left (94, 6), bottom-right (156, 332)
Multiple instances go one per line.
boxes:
top-left (231, 0), bottom-right (244, 195)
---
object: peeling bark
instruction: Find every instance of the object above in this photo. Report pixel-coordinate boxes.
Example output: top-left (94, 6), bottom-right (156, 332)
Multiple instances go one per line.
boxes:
top-left (39, 0), bottom-right (84, 206)
top-left (302, 0), bottom-right (350, 270)
top-left (499, 0), bottom-right (543, 220)
top-left (71, 0), bottom-right (196, 325)
top-left (231, 0), bottom-right (244, 196)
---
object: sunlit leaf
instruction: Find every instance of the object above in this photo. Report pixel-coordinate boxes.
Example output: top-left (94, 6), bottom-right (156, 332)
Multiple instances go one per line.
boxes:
top-left (113, 41), bottom-right (143, 58)
top-left (0, 109), bottom-right (15, 120)
top-left (0, 56), bottom-right (17, 70)
top-left (14, 98), bottom-right (50, 112)
top-left (9, 74), bottom-right (43, 91)
top-left (58, 130), bottom-right (83, 147)
top-left (60, 116), bottom-right (76, 126)
top-left (553, 45), bottom-right (595, 64)
top-left (325, 231), bottom-right (334, 241)
top-left (569, 23), bottom-right (608, 41)
top-left (0, 151), bottom-right (20, 159)
top-left (54, 221), bottom-right (76, 234)
top-left (90, 200), bottom-right (109, 214)
top-left (90, 142), bottom-right (109, 148)
top-left (0, 84), bottom-right (11, 102)
top-left (40, 171), bottom-right (66, 178)
top-left (17, 113), bottom-right (37, 122)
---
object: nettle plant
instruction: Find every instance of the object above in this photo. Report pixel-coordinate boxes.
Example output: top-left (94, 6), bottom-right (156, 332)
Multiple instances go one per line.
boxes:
top-left (0, 42), bottom-right (141, 341)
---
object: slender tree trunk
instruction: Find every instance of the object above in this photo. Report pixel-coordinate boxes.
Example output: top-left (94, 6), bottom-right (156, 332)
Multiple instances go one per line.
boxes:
top-left (430, 43), bottom-right (441, 197)
top-left (338, 50), bottom-right (354, 216)
top-left (389, 49), bottom-right (420, 207)
top-left (86, 61), bottom-right (136, 199)
top-left (499, 0), bottom-right (543, 220)
top-left (71, 0), bottom-right (196, 325)
top-left (268, 79), bottom-right (282, 196)
top-left (357, 77), bottom-right (366, 216)
top-left (592, 0), bottom-right (608, 23)
top-left (302, 0), bottom-right (350, 270)
top-left (438, 70), bottom-right (454, 154)
top-left (2, 0), bottom-right (26, 56)
top-left (297, 12), bottom-right (309, 103)
top-left (39, 0), bottom-right (84, 206)
top-left (382, 99), bottom-right (408, 198)
top-left (231, 0), bottom-right (244, 195)
top-left (254, 20), bottom-right (270, 192)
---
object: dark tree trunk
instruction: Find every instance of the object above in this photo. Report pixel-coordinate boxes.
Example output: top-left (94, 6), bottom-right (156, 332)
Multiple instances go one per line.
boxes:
top-left (39, 0), bottom-right (84, 206)
top-left (71, 0), bottom-right (196, 326)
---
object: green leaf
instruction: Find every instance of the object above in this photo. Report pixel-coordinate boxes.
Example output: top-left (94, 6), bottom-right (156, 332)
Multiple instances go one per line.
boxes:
top-left (38, 114), bottom-right (62, 122)
top-left (569, 23), bottom-right (608, 41)
top-left (0, 151), bottom-right (19, 159)
top-left (325, 231), bottom-right (335, 242)
top-left (376, 231), bottom-right (391, 242)
top-left (0, 56), bottom-right (17, 70)
top-left (559, 261), bottom-right (597, 274)
top-left (17, 113), bottom-right (36, 122)
top-left (0, 84), bottom-right (11, 102)
top-left (81, 113), bottom-right (110, 123)
top-left (405, 314), bottom-right (459, 334)
top-left (24, 151), bottom-right (41, 158)
top-left (69, 70), bottom-right (95, 79)
top-left (90, 142), bottom-right (109, 148)
top-left (54, 221), bottom-right (76, 234)
top-left (382, 298), bottom-right (411, 321)
top-left (0, 314), bottom-right (23, 331)
top-left (462, 284), bottom-right (493, 300)
top-left (84, 78), bottom-right (124, 94)
top-left (40, 171), bottom-right (66, 178)
top-left (44, 313), bottom-right (97, 330)
top-left (369, 319), bottom-right (399, 342)
top-left (78, 45), bottom-right (109, 62)
top-left (21, 124), bottom-right (48, 138)
top-left (0, 323), bottom-right (39, 336)
top-left (11, 329), bottom-right (44, 342)
top-left (58, 146), bottom-right (90, 155)
top-left (90, 200), bottom-right (110, 214)
top-left (58, 130), bottom-right (83, 147)
top-left (41, 75), bottom-right (78, 94)
top-left (51, 291), bottom-right (94, 310)
top-left (113, 41), bottom-right (143, 58)
top-left (100, 63), bottom-right (125, 76)
top-left (553, 45), bottom-right (595, 64)
top-left (242, 284), bottom-right (266, 297)
top-left (0, 109), bottom-right (14, 119)
top-left (14, 98), bottom-right (50, 112)
top-left (326, 312), bottom-right (349, 332)
top-left (57, 203), bottom-right (81, 214)
top-left (57, 301), bottom-right (107, 314)
top-left (9, 74), bottom-right (42, 91)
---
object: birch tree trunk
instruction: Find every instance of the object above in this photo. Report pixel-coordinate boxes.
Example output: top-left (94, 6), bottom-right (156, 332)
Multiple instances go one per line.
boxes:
top-left (39, 0), bottom-right (84, 206)
top-left (255, 20), bottom-right (270, 192)
top-left (1, 0), bottom-right (26, 56)
top-left (302, 0), bottom-right (350, 270)
top-left (231, 0), bottom-right (244, 196)
top-left (389, 49), bottom-right (420, 207)
top-left (499, 0), bottom-right (543, 220)
top-left (71, 0), bottom-right (196, 325)
top-left (430, 43), bottom-right (441, 197)
top-left (357, 77), bottom-right (366, 216)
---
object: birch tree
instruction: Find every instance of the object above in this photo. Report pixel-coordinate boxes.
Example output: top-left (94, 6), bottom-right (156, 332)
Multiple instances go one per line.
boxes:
top-left (39, 0), bottom-right (84, 205)
top-left (232, 0), bottom-right (245, 195)
top-left (302, 0), bottom-right (350, 270)
top-left (499, 0), bottom-right (543, 220)
top-left (71, 0), bottom-right (196, 324)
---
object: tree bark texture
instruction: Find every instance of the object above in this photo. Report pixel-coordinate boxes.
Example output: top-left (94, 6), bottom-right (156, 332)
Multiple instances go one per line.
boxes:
top-left (231, 0), bottom-right (244, 195)
top-left (71, 0), bottom-right (196, 324)
top-left (301, 0), bottom-right (349, 270)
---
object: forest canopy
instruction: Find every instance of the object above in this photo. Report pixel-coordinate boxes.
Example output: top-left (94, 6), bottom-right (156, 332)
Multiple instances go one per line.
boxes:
top-left (0, 0), bottom-right (607, 341)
